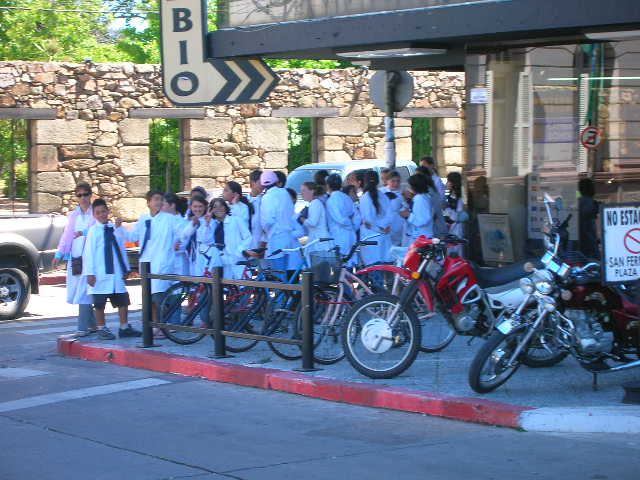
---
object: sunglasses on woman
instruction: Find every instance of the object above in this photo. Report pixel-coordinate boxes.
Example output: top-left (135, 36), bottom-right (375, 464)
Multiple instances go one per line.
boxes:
top-left (76, 192), bottom-right (91, 198)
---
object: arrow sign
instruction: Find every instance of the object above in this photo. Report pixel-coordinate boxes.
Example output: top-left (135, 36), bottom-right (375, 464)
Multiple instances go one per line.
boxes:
top-left (160, 0), bottom-right (278, 106)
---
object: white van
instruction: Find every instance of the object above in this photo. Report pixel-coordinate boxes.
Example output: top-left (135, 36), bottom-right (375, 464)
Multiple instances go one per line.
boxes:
top-left (285, 158), bottom-right (418, 195)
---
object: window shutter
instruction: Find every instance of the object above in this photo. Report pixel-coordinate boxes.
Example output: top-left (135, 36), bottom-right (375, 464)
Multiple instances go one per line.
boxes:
top-left (513, 71), bottom-right (533, 175)
top-left (483, 70), bottom-right (494, 172)
top-left (577, 73), bottom-right (590, 173)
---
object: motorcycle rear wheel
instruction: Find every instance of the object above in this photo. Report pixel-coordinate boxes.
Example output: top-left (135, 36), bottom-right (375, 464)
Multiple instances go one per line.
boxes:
top-left (468, 331), bottom-right (525, 393)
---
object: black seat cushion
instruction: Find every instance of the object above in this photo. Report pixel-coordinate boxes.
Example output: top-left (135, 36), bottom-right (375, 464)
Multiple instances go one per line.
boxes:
top-left (472, 259), bottom-right (543, 288)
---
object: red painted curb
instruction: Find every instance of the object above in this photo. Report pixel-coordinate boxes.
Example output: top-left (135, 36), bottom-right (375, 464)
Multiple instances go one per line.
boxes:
top-left (40, 274), bottom-right (66, 285)
top-left (57, 337), bottom-right (533, 428)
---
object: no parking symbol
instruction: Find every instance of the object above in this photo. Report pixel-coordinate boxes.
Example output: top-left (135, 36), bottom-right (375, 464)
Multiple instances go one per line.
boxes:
top-left (624, 228), bottom-right (640, 255)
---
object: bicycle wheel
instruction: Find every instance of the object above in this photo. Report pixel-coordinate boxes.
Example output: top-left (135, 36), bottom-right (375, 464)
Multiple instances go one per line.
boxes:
top-left (342, 294), bottom-right (421, 379)
top-left (223, 286), bottom-right (266, 353)
top-left (159, 282), bottom-right (208, 345)
top-left (300, 286), bottom-right (352, 365)
top-left (266, 291), bottom-right (302, 360)
top-left (468, 330), bottom-right (525, 393)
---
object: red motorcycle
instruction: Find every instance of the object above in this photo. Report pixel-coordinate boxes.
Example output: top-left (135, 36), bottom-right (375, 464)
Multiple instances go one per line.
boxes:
top-left (345, 235), bottom-right (549, 379)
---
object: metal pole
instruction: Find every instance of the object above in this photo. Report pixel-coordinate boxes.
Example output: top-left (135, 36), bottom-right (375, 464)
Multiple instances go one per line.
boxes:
top-left (384, 71), bottom-right (400, 170)
top-left (295, 271), bottom-right (318, 372)
top-left (140, 262), bottom-right (154, 348)
top-left (210, 266), bottom-right (229, 358)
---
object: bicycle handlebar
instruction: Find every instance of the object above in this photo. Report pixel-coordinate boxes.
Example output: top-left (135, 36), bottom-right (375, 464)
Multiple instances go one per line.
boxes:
top-left (268, 237), bottom-right (333, 258)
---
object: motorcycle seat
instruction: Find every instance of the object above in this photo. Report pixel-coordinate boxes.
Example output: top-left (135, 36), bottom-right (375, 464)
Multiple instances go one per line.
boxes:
top-left (472, 259), bottom-right (543, 288)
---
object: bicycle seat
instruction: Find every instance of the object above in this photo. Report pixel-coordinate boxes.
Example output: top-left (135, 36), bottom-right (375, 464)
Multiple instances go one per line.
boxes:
top-left (471, 259), bottom-right (543, 288)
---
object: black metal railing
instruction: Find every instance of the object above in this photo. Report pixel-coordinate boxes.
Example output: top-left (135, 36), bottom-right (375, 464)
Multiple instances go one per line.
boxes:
top-left (139, 262), bottom-right (317, 371)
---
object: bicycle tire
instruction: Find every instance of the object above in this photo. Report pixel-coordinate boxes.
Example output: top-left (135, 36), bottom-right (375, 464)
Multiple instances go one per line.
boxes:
top-left (341, 294), bottom-right (421, 379)
top-left (266, 291), bottom-right (302, 360)
top-left (159, 281), bottom-right (208, 345)
top-left (224, 286), bottom-right (267, 353)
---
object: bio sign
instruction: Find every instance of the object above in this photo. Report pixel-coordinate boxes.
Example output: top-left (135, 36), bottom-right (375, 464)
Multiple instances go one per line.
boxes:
top-left (160, 0), bottom-right (278, 106)
top-left (602, 203), bottom-right (640, 283)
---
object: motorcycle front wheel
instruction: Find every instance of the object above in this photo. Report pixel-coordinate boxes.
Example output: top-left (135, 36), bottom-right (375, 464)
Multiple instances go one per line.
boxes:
top-left (342, 294), bottom-right (420, 379)
top-left (468, 330), bottom-right (526, 393)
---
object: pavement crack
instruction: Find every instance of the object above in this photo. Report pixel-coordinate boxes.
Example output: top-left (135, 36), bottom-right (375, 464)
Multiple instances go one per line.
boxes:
top-left (1, 414), bottom-right (246, 480)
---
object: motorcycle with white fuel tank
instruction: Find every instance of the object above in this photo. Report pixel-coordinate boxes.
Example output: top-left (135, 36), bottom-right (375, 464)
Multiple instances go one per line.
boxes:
top-left (468, 194), bottom-right (640, 393)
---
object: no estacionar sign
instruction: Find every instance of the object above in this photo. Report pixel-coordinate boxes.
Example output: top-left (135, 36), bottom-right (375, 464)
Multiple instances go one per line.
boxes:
top-left (602, 203), bottom-right (640, 283)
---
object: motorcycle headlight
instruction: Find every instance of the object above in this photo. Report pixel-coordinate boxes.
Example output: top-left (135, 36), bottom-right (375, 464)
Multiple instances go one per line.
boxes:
top-left (533, 269), bottom-right (554, 295)
top-left (519, 277), bottom-right (534, 294)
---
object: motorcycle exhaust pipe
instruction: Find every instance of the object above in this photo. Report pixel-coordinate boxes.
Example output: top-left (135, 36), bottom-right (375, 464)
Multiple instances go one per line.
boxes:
top-left (598, 358), bottom-right (640, 374)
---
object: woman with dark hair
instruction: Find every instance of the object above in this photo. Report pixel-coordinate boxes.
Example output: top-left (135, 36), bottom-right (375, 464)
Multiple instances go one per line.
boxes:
top-left (578, 178), bottom-right (600, 258)
top-left (223, 181), bottom-right (253, 231)
top-left (207, 198), bottom-right (252, 279)
top-left (359, 170), bottom-right (392, 265)
top-left (346, 169), bottom-right (367, 194)
top-left (326, 173), bottom-right (356, 262)
top-left (180, 195), bottom-right (213, 277)
top-left (52, 182), bottom-right (96, 336)
top-left (401, 174), bottom-right (434, 240)
top-left (444, 171), bottom-right (468, 255)
top-left (299, 182), bottom-right (333, 256)
top-left (163, 193), bottom-right (189, 275)
top-left (342, 184), bottom-right (362, 237)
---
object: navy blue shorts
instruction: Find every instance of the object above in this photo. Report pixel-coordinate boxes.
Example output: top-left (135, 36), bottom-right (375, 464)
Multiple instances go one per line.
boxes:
top-left (93, 292), bottom-right (130, 310)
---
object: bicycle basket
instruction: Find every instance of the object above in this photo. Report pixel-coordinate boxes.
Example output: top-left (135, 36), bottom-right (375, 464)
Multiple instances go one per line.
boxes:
top-left (309, 251), bottom-right (341, 284)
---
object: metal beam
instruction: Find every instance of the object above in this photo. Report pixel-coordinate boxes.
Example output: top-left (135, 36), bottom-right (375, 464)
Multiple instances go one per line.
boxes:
top-left (0, 108), bottom-right (56, 120)
top-left (271, 107), bottom-right (339, 118)
top-left (397, 108), bottom-right (459, 118)
top-left (210, 0), bottom-right (640, 59)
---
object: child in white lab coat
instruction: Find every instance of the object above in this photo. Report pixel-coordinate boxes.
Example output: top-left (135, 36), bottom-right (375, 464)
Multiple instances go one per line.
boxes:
top-left (83, 198), bottom-right (141, 340)
top-left (207, 198), bottom-right (252, 279)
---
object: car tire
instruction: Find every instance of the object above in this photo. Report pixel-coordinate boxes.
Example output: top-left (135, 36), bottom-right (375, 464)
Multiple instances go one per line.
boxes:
top-left (0, 268), bottom-right (31, 320)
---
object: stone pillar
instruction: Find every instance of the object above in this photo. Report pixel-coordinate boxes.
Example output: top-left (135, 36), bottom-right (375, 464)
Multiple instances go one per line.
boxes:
top-left (435, 117), bottom-right (466, 173)
top-left (317, 117), bottom-right (368, 163)
top-left (183, 117), bottom-right (234, 191)
top-left (30, 119), bottom-right (88, 213)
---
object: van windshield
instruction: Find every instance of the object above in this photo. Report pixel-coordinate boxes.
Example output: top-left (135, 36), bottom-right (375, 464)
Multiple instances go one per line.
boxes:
top-left (286, 168), bottom-right (340, 193)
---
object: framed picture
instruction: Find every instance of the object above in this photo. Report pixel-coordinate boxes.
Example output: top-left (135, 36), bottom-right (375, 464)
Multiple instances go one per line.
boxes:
top-left (477, 213), bottom-right (514, 264)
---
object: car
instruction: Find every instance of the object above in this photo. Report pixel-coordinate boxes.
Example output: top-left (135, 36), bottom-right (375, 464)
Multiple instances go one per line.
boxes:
top-left (285, 159), bottom-right (418, 212)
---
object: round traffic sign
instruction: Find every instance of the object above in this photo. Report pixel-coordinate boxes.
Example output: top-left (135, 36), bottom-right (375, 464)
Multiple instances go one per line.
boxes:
top-left (580, 126), bottom-right (604, 150)
top-left (624, 228), bottom-right (640, 254)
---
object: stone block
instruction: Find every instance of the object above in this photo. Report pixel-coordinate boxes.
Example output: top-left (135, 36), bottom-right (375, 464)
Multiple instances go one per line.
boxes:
top-left (394, 118), bottom-right (412, 127)
top-left (32, 145), bottom-right (58, 172)
top-left (0, 94), bottom-right (15, 107)
top-left (190, 156), bottom-right (233, 177)
top-left (441, 117), bottom-right (463, 132)
top-left (118, 146), bottom-right (149, 175)
top-left (59, 145), bottom-right (92, 159)
top-left (318, 117), bottom-right (368, 136)
top-left (186, 141), bottom-right (211, 156)
top-left (441, 132), bottom-right (464, 147)
top-left (188, 178), bottom-right (219, 191)
top-left (96, 162), bottom-right (120, 176)
top-left (394, 127), bottom-right (412, 138)
top-left (93, 146), bottom-right (119, 159)
top-left (246, 118), bottom-right (288, 151)
top-left (112, 198), bottom-right (148, 222)
top-left (395, 137), bottom-right (413, 160)
top-left (32, 120), bottom-right (88, 144)
top-left (60, 159), bottom-right (98, 170)
top-left (318, 136), bottom-right (344, 150)
top-left (37, 171), bottom-right (76, 192)
top-left (318, 150), bottom-right (352, 163)
top-left (125, 176), bottom-right (150, 197)
top-left (185, 118), bottom-right (233, 141)
top-left (264, 152), bottom-right (288, 169)
top-left (99, 120), bottom-right (118, 132)
top-left (119, 118), bottom-right (149, 145)
top-left (242, 155), bottom-right (262, 169)
top-left (442, 146), bottom-right (465, 166)
top-left (33, 193), bottom-right (62, 213)
top-left (95, 132), bottom-right (118, 147)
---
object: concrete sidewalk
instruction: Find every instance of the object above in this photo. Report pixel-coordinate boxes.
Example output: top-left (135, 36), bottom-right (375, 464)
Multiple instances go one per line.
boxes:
top-left (57, 314), bottom-right (640, 434)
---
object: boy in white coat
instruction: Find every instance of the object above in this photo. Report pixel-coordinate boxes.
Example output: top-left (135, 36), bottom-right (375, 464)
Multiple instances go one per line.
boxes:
top-left (84, 199), bottom-right (141, 340)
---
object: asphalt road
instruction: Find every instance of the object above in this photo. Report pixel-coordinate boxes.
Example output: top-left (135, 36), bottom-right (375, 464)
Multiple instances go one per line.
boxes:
top-left (1, 286), bottom-right (639, 480)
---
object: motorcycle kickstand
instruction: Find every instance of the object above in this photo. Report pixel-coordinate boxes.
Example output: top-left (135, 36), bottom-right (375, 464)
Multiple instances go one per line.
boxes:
top-left (592, 372), bottom-right (599, 392)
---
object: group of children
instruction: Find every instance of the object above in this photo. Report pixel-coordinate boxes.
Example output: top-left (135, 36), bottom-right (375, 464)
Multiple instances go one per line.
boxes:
top-left (56, 156), bottom-right (466, 339)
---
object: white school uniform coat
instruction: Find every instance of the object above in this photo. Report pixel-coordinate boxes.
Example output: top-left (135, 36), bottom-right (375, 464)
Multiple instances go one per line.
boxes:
top-left (172, 215), bottom-right (190, 276)
top-left (381, 186), bottom-right (406, 247)
top-left (288, 212), bottom-right (305, 271)
top-left (182, 217), bottom-right (216, 277)
top-left (67, 208), bottom-right (95, 304)
top-left (260, 186), bottom-right (294, 259)
top-left (230, 202), bottom-right (250, 232)
top-left (83, 222), bottom-right (128, 295)
top-left (249, 194), bottom-right (265, 250)
top-left (407, 193), bottom-right (434, 240)
top-left (303, 198), bottom-right (333, 259)
top-left (207, 215), bottom-right (252, 279)
top-left (359, 190), bottom-right (392, 265)
top-left (326, 190), bottom-right (356, 259)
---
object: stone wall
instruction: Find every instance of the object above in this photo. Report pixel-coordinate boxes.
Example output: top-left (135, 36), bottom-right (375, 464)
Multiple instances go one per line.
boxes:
top-left (0, 61), bottom-right (465, 219)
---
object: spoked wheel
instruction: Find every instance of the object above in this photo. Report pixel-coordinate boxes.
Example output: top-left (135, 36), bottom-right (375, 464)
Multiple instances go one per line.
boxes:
top-left (522, 327), bottom-right (568, 368)
top-left (159, 281), bottom-right (208, 345)
top-left (341, 294), bottom-right (420, 379)
top-left (265, 291), bottom-right (302, 360)
top-left (0, 268), bottom-right (30, 320)
top-left (300, 286), bottom-right (352, 365)
top-left (468, 331), bottom-right (525, 393)
top-left (223, 286), bottom-right (264, 353)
